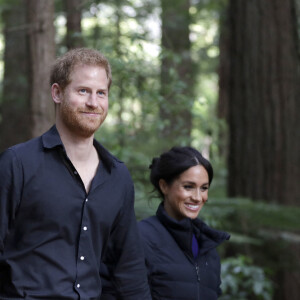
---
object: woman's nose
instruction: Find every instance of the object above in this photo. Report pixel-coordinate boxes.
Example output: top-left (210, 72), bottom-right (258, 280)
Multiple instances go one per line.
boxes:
top-left (192, 189), bottom-right (202, 201)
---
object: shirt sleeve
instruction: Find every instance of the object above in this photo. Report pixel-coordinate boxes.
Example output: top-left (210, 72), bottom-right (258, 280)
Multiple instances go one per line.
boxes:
top-left (101, 181), bottom-right (151, 300)
top-left (0, 149), bottom-right (23, 253)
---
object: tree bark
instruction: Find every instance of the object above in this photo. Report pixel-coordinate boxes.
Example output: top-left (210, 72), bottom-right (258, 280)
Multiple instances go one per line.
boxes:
top-left (115, 3), bottom-right (126, 150)
top-left (219, 0), bottom-right (300, 204)
top-left (0, 0), bottom-right (30, 152)
top-left (27, 0), bottom-right (55, 137)
top-left (159, 0), bottom-right (194, 148)
top-left (65, 0), bottom-right (84, 49)
top-left (219, 1), bottom-right (300, 299)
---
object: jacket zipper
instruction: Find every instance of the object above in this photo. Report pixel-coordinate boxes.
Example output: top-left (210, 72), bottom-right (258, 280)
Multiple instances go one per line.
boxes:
top-left (195, 262), bottom-right (200, 282)
top-left (185, 248), bottom-right (201, 298)
top-left (195, 261), bottom-right (201, 300)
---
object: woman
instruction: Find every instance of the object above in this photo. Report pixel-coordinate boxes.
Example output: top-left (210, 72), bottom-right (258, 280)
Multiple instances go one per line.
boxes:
top-left (138, 146), bottom-right (230, 300)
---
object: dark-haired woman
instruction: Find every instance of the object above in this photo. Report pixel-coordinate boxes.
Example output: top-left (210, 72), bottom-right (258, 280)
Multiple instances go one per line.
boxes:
top-left (138, 146), bottom-right (230, 300)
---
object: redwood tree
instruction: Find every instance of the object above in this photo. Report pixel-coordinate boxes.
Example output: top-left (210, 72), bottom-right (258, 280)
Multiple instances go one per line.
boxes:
top-left (65, 0), bottom-right (84, 49)
top-left (27, 0), bottom-right (55, 137)
top-left (0, 0), bottom-right (30, 152)
top-left (219, 1), bottom-right (300, 299)
top-left (219, 0), bottom-right (300, 205)
top-left (159, 0), bottom-right (195, 148)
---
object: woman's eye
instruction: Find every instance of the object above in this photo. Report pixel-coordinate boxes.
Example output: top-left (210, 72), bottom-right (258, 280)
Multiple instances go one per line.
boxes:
top-left (200, 186), bottom-right (209, 192)
top-left (184, 185), bottom-right (193, 190)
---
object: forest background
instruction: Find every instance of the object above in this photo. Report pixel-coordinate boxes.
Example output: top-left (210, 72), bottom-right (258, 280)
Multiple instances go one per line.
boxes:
top-left (0, 0), bottom-right (299, 299)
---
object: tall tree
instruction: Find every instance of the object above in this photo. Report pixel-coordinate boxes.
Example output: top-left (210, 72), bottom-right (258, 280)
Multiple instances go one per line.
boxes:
top-left (27, 0), bottom-right (55, 137)
top-left (159, 0), bottom-right (194, 148)
top-left (0, 0), bottom-right (30, 152)
top-left (219, 1), bottom-right (300, 299)
top-left (219, 0), bottom-right (300, 205)
top-left (114, 0), bottom-right (126, 150)
top-left (65, 0), bottom-right (84, 49)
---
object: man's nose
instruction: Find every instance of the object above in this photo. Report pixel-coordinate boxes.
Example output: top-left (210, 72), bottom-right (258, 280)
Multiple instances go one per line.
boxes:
top-left (86, 93), bottom-right (98, 108)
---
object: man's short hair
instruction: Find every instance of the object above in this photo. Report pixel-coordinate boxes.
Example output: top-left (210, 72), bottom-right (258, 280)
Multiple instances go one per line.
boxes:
top-left (50, 48), bottom-right (112, 91)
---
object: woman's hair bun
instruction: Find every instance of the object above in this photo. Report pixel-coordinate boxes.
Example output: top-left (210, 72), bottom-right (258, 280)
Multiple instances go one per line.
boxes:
top-left (149, 157), bottom-right (159, 169)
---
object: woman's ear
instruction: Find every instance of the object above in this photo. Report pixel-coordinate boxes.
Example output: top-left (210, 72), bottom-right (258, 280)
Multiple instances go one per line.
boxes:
top-left (159, 179), bottom-right (168, 196)
top-left (51, 83), bottom-right (63, 104)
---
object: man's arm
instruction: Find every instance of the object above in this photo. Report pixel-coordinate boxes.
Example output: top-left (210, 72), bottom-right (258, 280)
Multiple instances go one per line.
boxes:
top-left (101, 182), bottom-right (151, 300)
top-left (0, 149), bottom-right (22, 253)
top-left (99, 261), bottom-right (118, 300)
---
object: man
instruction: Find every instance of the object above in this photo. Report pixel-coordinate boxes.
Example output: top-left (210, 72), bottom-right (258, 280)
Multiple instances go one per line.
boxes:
top-left (0, 48), bottom-right (151, 299)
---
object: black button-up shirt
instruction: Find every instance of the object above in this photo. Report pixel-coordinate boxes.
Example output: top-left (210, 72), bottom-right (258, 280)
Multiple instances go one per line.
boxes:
top-left (0, 126), bottom-right (150, 299)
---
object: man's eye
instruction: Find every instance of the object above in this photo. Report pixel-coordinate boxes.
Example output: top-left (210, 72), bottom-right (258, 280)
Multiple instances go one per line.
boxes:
top-left (79, 89), bottom-right (87, 94)
top-left (98, 91), bottom-right (105, 96)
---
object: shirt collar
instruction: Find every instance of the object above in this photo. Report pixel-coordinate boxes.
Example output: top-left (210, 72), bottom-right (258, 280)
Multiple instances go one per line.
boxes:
top-left (42, 125), bottom-right (115, 173)
top-left (42, 125), bottom-right (63, 149)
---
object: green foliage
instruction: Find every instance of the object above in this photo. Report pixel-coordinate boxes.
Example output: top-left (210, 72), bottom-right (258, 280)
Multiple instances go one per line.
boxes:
top-left (201, 198), bottom-right (300, 233)
top-left (220, 255), bottom-right (273, 300)
top-left (77, 0), bottom-right (224, 162)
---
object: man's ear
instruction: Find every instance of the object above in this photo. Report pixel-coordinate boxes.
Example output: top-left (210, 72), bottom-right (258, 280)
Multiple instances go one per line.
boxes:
top-left (51, 83), bottom-right (63, 104)
top-left (159, 179), bottom-right (169, 196)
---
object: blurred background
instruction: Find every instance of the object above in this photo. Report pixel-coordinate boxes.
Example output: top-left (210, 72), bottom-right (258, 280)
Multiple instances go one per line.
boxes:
top-left (0, 0), bottom-right (299, 299)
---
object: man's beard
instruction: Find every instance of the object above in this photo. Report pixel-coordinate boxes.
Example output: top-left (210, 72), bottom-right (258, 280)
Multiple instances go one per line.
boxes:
top-left (59, 100), bottom-right (107, 138)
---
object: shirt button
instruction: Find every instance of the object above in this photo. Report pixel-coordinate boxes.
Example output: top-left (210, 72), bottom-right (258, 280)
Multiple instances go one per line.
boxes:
top-left (74, 171), bottom-right (78, 175)
top-left (80, 256), bottom-right (85, 261)
top-left (77, 283), bottom-right (80, 288)
top-left (85, 198), bottom-right (88, 202)
top-left (83, 226), bottom-right (88, 231)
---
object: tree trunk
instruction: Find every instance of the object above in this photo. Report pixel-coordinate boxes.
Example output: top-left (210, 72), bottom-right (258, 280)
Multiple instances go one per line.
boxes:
top-left (219, 0), bottom-right (300, 204)
top-left (65, 0), bottom-right (84, 49)
top-left (0, 0), bottom-right (30, 152)
top-left (27, 0), bottom-right (56, 137)
top-left (219, 1), bottom-right (300, 299)
top-left (159, 0), bottom-right (194, 148)
top-left (115, 4), bottom-right (126, 150)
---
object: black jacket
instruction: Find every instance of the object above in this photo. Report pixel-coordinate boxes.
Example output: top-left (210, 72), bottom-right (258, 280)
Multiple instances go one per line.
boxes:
top-left (138, 203), bottom-right (230, 300)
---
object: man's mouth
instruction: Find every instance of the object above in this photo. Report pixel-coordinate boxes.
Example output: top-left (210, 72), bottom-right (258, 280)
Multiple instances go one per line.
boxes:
top-left (81, 111), bottom-right (101, 116)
